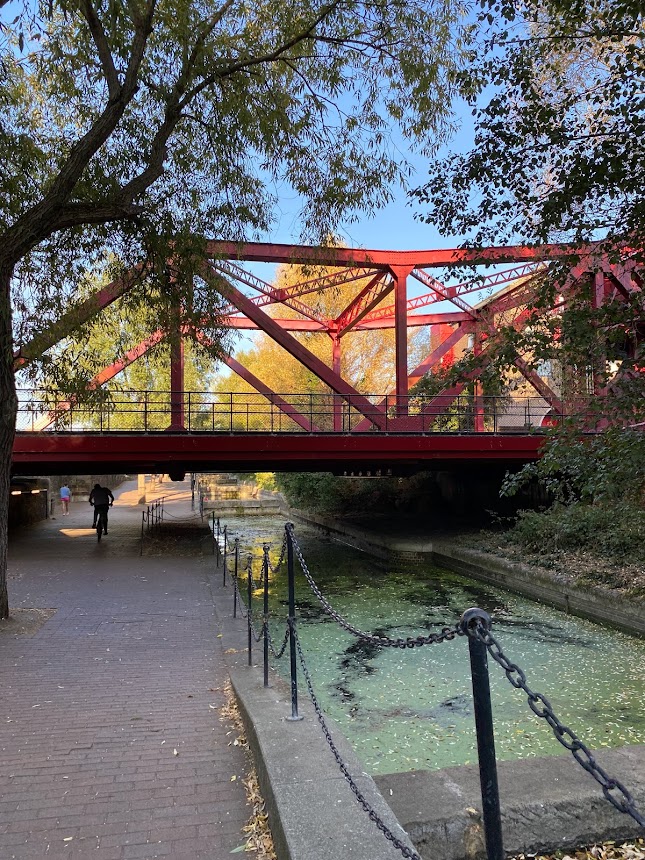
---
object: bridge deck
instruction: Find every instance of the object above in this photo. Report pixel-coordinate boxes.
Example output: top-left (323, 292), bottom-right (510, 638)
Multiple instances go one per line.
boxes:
top-left (12, 431), bottom-right (545, 476)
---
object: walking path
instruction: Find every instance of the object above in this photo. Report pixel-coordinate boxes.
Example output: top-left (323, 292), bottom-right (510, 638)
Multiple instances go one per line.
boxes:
top-left (0, 480), bottom-right (253, 860)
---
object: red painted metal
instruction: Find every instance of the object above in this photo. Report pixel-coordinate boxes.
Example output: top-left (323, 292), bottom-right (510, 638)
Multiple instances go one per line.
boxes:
top-left (12, 238), bottom-right (643, 472)
top-left (205, 239), bottom-right (600, 268)
top-left (392, 265), bottom-right (412, 412)
top-left (204, 261), bottom-right (387, 429)
top-left (13, 263), bottom-right (149, 370)
top-left (223, 355), bottom-right (322, 433)
top-left (334, 273), bottom-right (392, 335)
top-left (12, 430), bottom-right (545, 476)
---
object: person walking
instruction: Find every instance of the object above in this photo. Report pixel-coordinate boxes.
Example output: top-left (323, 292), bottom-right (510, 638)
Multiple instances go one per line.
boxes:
top-left (60, 484), bottom-right (71, 516)
top-left (89, 483), bottom-right (114, 533)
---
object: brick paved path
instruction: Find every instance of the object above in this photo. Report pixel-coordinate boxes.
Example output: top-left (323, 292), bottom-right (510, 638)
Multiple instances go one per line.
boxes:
top-left (0, 480), bottom-right (252, 860)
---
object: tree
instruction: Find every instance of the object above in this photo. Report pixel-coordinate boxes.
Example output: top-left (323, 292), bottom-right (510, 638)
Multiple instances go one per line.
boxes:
top-left (0, 0), bottom-right (466, 616)
top-left (412, 0), bottom-right (645, 514)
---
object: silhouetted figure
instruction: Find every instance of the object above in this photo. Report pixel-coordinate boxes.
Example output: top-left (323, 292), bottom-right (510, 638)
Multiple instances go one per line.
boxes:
top-left (89, 483), bottom-right (114, 533)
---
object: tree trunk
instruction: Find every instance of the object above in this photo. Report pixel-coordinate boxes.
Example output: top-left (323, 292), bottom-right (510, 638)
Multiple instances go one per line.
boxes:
top-left (0, 264), bottom-right (18, 619)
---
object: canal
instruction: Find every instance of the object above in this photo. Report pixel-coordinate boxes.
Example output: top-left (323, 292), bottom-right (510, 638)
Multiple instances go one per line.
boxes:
top-left (221, 514), bottom-right (645, 777)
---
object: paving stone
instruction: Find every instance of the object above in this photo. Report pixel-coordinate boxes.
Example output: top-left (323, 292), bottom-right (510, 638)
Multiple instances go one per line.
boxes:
top-left (1, 479), bottom-right (253, 860)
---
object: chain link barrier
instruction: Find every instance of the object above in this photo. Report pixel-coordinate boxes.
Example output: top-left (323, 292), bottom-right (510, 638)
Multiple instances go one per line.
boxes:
top-left (287, 524), bottom-right (463, 649)
top-left (472, 622), bottom-right (645, 828)
top-left (293, 626), bottom-right (422, 860)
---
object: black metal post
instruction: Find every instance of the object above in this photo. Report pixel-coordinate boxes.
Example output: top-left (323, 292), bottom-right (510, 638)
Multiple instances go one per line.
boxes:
top-left (223, 526), bottom-right (228, 586)
top-left (263, 544), bottom-right (270, 688)
top-left (247, 555), bottom-right (253, 666)
top-left (211, 511), bottom-right (216, 555)
top-left (460, 608), bottom-right (504, 860)
top-left (140, 512), bottom-right (145, 556)
top-left (233, 539), bottom-right (239, 618)
top-left (285, 524), bottom-right (302, 721)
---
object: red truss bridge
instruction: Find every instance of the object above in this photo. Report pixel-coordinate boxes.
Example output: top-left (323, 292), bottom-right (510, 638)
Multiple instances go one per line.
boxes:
top-left (12, 240), bottom-right (644, 476)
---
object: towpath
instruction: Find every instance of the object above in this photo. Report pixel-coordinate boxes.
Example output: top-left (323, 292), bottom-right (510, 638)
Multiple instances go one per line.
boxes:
top-left (0, 479), bottom-right (253, 860)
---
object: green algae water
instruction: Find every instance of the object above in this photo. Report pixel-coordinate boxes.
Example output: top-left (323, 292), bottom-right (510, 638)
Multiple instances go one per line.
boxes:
top-left (223, 515), bottom-right (645, 776)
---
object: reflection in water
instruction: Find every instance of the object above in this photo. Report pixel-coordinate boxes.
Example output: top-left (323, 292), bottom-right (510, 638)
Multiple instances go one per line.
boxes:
top-left (225, 515), bottom-right (645, 775)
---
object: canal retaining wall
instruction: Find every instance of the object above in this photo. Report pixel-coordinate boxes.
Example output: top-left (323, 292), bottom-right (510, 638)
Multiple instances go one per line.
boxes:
top-left (285, 508), bottom-right (645, 637)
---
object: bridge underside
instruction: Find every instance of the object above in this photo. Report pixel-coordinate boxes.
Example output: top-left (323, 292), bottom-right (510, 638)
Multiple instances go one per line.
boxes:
top-left (12, 432), bottom-right (543, 477)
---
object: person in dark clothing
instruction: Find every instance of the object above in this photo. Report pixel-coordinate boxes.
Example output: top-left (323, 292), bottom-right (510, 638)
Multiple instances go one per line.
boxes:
top-left (89, 483), bottom-right (114, 532)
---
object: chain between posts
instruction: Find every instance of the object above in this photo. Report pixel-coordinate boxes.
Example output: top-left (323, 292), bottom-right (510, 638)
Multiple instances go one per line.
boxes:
top-left (286, 523), bottom-right (463, 648)
top-left (472, 622), bottom-right (645, 828)
top-left (293, 627), bottom-right (422, 860)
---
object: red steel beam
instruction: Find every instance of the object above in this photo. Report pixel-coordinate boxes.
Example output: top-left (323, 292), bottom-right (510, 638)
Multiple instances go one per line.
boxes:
top-left (221, 311), bottom-right (471, 331)
top-left (392, 266), bottom-right (412, 412)
top-left (12, 431), bottom-right (545, 475)
top-left (204, 263), bottom-right (387, 428)
top-left (206, 240), bottom-right (602, 269)
top-left (334, 274), bottom-right (392, 335)
top-left (30, 331), bottom-right (167, 430)
top-left (223, 355), bottom-right (322, 433)
top-left (13, 263), bottom-right (149, 369)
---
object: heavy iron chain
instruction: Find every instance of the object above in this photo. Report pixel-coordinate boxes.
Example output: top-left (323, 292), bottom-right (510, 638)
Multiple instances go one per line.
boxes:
top-left (232, 576), bottom-right (249, 619)
top-left (266, 533), bottom-right (287, 574)
top-left (287, 524), bottom-right (463, 649)
top-left (267, 624), bottom-right (290, 659)
top-left (472, 622), bottom-right (645, 828)
top-left (293, 626), bottom-right (422, 860)
top-left (248, 609), bottom-right (265, 643)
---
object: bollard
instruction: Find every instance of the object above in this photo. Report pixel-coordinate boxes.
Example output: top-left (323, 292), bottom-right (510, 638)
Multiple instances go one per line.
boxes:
top-left (263, 544), bottom-right (270, 688)
top-left (285, 524), bottom-right (303, 721)
top-left (461, 608), bottom-right (504, 860)
top-left (233, 538), bottom-right (239, 618)
top-left (247, 555), bottom-right (253, 666)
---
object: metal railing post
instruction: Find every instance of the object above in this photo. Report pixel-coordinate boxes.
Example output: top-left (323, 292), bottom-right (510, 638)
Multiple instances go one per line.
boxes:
top-left (140, 511), bottom-right (145, 555)
top-left (247, 555), bottom-right (253, 666)
top-left (263, 544), bottom-right (270, 688)
top-left (223, 525), bottom-right (228, 586)
top-left (286, 524), bottom-right (302, 721)
top-left (211, 511), bottom-right (216, 555)
top-left (460, 608), bottom-right (504, 860)
top-left (233, 539), bottom-right (239, 618)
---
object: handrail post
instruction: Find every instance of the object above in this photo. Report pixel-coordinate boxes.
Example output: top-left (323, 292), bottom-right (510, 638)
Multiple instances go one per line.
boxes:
top-left (233, 539), bottom-right (239, 618)
top-left (223, 525), bottom-right (228, 586)
top-left (211, 511), bottom-right (216, 555)
top-left (140, 511), bottom-right (145, 556)
top-left (262, 544), bottom-right (270, 688)
top-left (460, 608), bottom-right (504, 860)
top-left (247, 555), bottom-right (253, 666)
top-left (286, 524), bottom-right (303, 721)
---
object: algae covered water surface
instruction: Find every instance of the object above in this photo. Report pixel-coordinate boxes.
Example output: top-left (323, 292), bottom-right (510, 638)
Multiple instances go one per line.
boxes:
top-left (223, 515), bottom-right (645, 776)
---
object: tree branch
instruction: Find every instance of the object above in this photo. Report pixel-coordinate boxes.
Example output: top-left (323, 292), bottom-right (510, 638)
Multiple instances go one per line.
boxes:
top-left (78, 0), bottom-right (121, 101)
top-left (179, 0), bottom-right (345, 107)
top-left (1, 0), bottom-right (157, 267)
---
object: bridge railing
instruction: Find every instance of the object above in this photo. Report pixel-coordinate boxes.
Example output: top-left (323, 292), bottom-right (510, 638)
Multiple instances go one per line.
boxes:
top-left (15, 388), bottom-right (565, 433)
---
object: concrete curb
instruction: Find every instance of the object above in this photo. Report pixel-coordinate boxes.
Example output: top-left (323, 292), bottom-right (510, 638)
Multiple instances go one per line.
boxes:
top-left (210, 569), bottom-right (417, 860)
top-left (375, 746), bottom-right (645, 860)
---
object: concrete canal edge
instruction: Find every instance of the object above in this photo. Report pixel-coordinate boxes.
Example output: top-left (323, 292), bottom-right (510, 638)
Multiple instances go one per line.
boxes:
top-left (212, 513), bottom-right (645, 859)
top-left (374, 746), bottom-right (645, 860)
top-left (285, 508), bottom-right (645, 637)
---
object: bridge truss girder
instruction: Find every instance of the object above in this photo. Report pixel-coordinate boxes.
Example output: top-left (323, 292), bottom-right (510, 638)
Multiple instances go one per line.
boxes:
top-left (14, 240), bottom-right (645, 435)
